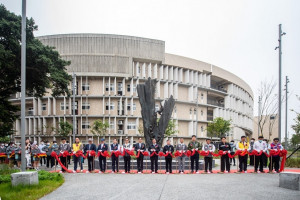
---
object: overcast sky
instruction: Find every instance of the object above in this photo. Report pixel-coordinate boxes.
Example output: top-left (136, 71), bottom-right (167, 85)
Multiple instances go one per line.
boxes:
top-left (1, 0), bottom-right (299, 139)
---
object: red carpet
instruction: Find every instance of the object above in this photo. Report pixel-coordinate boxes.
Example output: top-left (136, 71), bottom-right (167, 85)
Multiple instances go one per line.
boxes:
top-left (50, 168), bottom-right (300, 174)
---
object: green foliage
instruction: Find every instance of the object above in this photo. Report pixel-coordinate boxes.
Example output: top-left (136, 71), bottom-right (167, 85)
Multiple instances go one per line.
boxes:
top-left (91, 120), bottom-right (109, 136)
top-left (0, 179), bottom-right (64, 200)
top-left (0, 4), bottom-right (72, 138)
top-left (0, 136), bottom-right (10, 143)
top-left (285, 157), bottom-right (300, 168)
top-left (291, 133), bottom-right (300, 148)
top-left (291, 111), bottom-right (300, 134)
top-left (206, 117), bottom-right (231, 138)
top-left (58, 121), bottom-right (73, 137)
top-left (38, 170), bottom-right (63, 181)
top-left (165, 120), bottom-right (179, 137)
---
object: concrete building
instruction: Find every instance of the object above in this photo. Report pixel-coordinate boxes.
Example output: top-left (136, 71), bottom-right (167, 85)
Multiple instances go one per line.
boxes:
top-left (10, 34), bottom-right (254, 146)
top-left (253, 115), bottom-right (279, 141)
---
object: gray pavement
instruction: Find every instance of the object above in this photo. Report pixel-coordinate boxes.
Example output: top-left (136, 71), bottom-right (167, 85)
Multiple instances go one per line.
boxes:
top-left (41, 173), bottom-right (300, 200)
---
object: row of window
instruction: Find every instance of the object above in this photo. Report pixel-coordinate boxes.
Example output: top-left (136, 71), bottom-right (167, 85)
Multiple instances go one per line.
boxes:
top-left (81, 121), bottom-right (136, 130)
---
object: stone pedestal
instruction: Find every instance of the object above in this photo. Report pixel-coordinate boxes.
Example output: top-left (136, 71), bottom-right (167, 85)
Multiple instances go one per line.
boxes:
top-left (279, 172), bottom-right (300, 190)
top-left (11, 171), bottom-right (39, 186)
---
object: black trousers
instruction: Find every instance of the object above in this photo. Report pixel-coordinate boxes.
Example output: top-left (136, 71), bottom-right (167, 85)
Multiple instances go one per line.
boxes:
top-left (221, 154), bottom-right (230, 172)
top-left (269, 156), bottom-right (280, 171)
top-left (46, 155), bottom-right (54, 168)
top-left (263, 153), bottom-right (268, 167)
top-left (111, 155), bottom-right (119, 172)
top-left (230, 152), bottom-right (235, 165)
top-left (150, 155), bottom-right (158, 172)
top-left (67, 155), bottom-right (71, 164)
top-left (255, 155), bottom-right (264, 172)
top-left (249, 155), bottom-right (254, 166)
top-left (124, 156), bottom-right (131, 172)
top-left (238, 155), bottom-right (248, 171)
top-left (60, 157), bottom-right (68, 172)
top-left (165, 157), bottom-right (172, 173)
top-left (204, 157), bottom-right (213, 171)
top-left (190, 154), bottom-right (199, 171)
top-left (87, 156), bottom-right (94, 171)
top-left (99, 156), bottom-right (106, 172)
top-left (40, 156), bottom-right (46, 165)
top-left (137, 155), bottom-right (144, 172)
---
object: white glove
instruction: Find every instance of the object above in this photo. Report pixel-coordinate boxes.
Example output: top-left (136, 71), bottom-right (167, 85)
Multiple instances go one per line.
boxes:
top-left (73, 151), bottom-right (76, 154)
top-left (206, 151), bottom-right (209, 153)
top-left (274, 149), bottom-right (277, 151)
top-left (196, 148), bottom-right (198, 151)
top-left (166, 151), bottom-right (168, 153)
top-left (141, 150), bottom-right (144, 152)
top-left (223, 151), bottom-right (226, 154)
top-left (263, 150), bottom-right (266, 153)
top-left (138, 149), bottom-right (140, 151)
top-left (228, 150), bottom-right (231, 154)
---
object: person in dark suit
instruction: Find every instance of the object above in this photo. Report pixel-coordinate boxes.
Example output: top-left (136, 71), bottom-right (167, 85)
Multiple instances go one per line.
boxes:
top-left (58, 138), bottom-right (71, 173)
top-left (84, 138), bottom-right (97, 173)
top-left (163, 139), bottom-right (174, 174)
top-left (218, 137), bottom-right (231, 173)
top-left (110, 139), bottom-right (120, 173)
top-left (149, 138), bottom-right (160, 173)
top-left (134, 137), bottom-right (146, 173)
top-left (97, 138), bottom-right (108, 173)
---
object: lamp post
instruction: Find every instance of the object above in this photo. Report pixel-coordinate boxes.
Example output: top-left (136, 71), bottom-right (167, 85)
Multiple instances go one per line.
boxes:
top-left (72, 72), bottom-right (77, 143)
top-left (275, 24), bottom-right (286, 142)
top-left (20, 0), bottom-right (27, 172)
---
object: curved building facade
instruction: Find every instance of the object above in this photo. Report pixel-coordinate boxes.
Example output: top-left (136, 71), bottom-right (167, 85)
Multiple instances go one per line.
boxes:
top-left (11, 34), bottom-right (254, 146)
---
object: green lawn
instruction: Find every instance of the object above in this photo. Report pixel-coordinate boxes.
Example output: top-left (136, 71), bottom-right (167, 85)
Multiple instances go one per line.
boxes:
top-left (0, 165), bottom-right (64, 200)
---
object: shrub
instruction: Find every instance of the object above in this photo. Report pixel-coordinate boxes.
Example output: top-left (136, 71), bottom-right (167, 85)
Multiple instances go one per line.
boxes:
top-left (285, 157), bottom-right (300, 168)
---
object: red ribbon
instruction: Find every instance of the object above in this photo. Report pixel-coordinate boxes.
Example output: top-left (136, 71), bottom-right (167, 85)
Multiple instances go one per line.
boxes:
top-left (50, 151), bottom-right (73, 173)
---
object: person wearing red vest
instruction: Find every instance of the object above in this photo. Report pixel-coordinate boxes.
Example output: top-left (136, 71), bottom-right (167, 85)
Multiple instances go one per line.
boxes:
top-left (268, 138), bottom-right (283, 173)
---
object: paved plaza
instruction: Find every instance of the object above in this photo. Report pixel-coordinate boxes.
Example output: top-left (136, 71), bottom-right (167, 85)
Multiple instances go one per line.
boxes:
top-left (41, 172), bottom-right (300, 200)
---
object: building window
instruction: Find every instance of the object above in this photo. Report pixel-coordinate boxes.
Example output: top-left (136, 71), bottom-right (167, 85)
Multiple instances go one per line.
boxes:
top-left (201, 93), bottom-right (204, 100)
top-left (82, 102), bottom-right (90, 110)
top-left (127, 84), bottom-right (131, 92)
top-left (42, 103), bottom-right (47, 111)
top-left (110, 83), bottom-right (115, 91)
top-left (82, 121), bottom-right (90, 129)
top-left (133, 84), bottom-right (136, 92)
top-left (201, 126), bottom-right (204, 132)
top-left (127, 122), bottom-right (136, 130)
top-left (82, 83), bottom-right (90, 91)
top-left (110, 121), bottom-right (114, 129)
top-left (132, 103), bottom-right (136, 111)
top-left (105, 83), bottom-right (109, 91)
top-left (105, 102), bottom-right (114, 110)
top-left (201, 110), bottom-right (203, 116)
top-left (60, 102), bottom-right (69, 110)
top-left (127, 103), bottom-right (136, 111)
top-left (138, 66), bottom-right (141, 74)
top-left (155, 104), bottom-right (159, 112)
top-left (28, 107), bottom-right (34, 115)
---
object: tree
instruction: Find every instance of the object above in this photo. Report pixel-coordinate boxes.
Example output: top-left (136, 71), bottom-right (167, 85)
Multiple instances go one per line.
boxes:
top-left (164, 120), bottom-right (179, 137)
top-left (290, 95), bottom-right (300, 148)
top-left (255, 79), bottom-right (286, 138)
top-left (58, 121), bottom-right (73, 137)
top-left (91, 120), bottom-right (109, 137)
top-left (206, 117), bottom-right (231, 139)
top-left (0, 5), bottom-right (72, 137)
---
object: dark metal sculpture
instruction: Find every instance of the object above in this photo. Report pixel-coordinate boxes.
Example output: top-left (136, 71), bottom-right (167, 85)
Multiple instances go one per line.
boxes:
top-left (137, 78), bottom-right (175, 147)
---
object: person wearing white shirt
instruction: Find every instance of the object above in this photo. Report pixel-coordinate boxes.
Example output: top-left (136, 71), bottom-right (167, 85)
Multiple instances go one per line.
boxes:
top-left (253, 136), bottom-right (268, 173)
top-left (202, 138), bottom-right (216, 173)
top-left (38, 141), bottom-right (46, 166)
top-left (122, 137), bottom-right (132, 173)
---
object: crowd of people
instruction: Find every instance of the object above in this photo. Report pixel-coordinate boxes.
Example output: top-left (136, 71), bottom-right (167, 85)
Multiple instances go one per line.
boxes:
top-left (0, 135), bottom-right (284, 174)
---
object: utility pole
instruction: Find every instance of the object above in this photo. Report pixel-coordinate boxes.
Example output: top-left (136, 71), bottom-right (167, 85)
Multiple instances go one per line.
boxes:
top-left (195, 86), bottom-right (199, 138)
top-left (72, 72), bottom-right (77, 143)
top-left (284, 76), bottom-right (289, 149)
top-left (275, 24), bottom-right (286, 142)
top-left (20, 0), bottom-right (27, 172)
